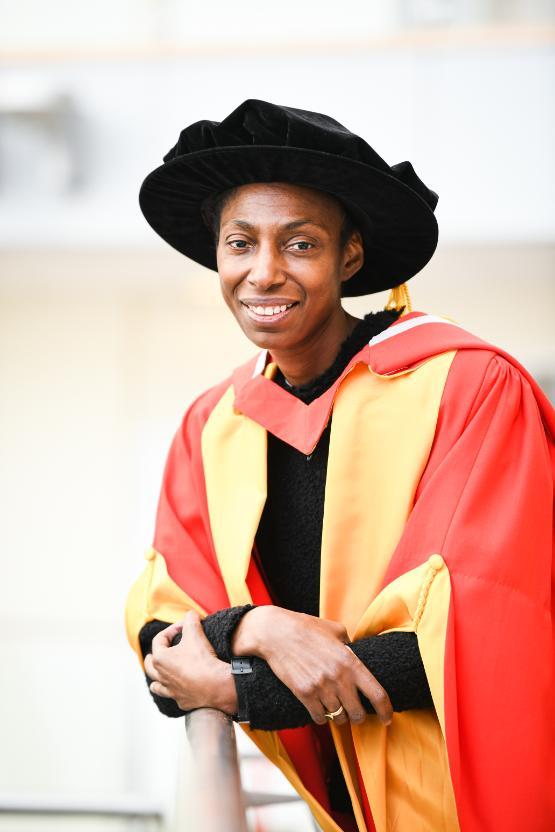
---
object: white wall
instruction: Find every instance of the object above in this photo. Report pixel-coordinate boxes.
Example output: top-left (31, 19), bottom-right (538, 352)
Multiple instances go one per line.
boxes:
top-left (1, 41), bottom-right (554, 248)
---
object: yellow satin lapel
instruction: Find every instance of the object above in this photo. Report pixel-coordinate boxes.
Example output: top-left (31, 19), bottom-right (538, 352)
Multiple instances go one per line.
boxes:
top-left (320, 351), bottom-right (456, 635)
top-left (201, 385), bottom-right (267, 606)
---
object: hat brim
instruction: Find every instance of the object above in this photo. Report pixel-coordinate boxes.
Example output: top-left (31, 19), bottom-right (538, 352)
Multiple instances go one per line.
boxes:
top-left (139, 145), bottom-right (438, 297)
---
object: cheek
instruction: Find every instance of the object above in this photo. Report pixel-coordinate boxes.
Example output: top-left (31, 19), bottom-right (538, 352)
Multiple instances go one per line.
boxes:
top-left (217, 267), bottom-right (239, 308)
top-left (217, 248), bottom-right (244, 297)
top-left (217, 272), bottom-right (250, 333)
top-left (300, 264), bottom-right (341, 305)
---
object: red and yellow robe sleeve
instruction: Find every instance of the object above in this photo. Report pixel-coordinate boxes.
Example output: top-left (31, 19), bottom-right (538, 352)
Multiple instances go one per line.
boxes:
top-left (126, 378), bottom-right (239, 667)
top-left (416, 350), bottom-right (555, 830)
top-left (125, 311), bottom-right (555, 832)
top-left (344, 347), bottom-right (555, 831)
top-left (125, 375), bottom-right (274, 668)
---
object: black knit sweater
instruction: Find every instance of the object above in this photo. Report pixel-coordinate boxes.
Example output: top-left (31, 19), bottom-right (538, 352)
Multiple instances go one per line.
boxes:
top-left (140, 309), bottom-right (433, 729)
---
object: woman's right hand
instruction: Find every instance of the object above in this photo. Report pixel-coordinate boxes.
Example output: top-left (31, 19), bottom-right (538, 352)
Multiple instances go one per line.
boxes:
top-left (231, 606), bottom-right (393, 727)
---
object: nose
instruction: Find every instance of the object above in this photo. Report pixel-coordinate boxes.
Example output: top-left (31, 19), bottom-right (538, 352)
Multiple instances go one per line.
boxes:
top-left (246, 243), bottom-right (286, 291)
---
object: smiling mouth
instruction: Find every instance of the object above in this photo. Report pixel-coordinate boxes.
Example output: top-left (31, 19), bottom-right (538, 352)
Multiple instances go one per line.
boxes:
top-left (241, 301), bottom-right (298, 321)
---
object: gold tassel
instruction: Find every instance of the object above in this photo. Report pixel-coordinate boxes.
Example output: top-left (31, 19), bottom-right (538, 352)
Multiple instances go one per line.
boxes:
top-left (385, 282), bottom-right (412, 314)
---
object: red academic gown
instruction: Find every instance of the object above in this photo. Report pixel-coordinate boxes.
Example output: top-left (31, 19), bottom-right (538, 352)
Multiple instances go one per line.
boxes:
top-left (125, 311), bottom-right (555, 832)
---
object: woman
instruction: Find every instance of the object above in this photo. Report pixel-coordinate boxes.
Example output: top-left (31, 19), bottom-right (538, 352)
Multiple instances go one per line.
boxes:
top-left (125, 100), bottom-right (555, 831)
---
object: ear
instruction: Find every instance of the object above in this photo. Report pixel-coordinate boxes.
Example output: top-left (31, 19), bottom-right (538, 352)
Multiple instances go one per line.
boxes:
top-left (340, 229), bottom-right (364, 285)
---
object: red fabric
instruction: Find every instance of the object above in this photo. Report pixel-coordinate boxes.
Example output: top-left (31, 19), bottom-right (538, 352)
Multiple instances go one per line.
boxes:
top-left (354, 755), bottom-right (376, 832)
top-left (152, 314), bottom-right (554, 830)
top-left (232, 347), bottom-right (373, 455)
top-left (380, 347), bottom-right (555, 830)
top-left (152, 379), bottom-right (232, 611)
top-left (229, 311), bottom-right (435, 455)
top-left (278, 724), bottom-right (333, 817)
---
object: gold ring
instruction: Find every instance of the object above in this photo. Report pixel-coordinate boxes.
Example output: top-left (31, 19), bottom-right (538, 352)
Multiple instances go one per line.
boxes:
top-left (324, 705), bottom-right (345, 721)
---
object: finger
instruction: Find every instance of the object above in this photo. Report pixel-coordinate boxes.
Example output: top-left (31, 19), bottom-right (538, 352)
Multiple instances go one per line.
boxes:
top-left (321, 697), bottom-right (348, 726)
top-left (335, 685), bottom-right (366, 726)
top-left (143, 654), bottom-right (161, 681)
top-left (297, 694), bottom-right (328, 726)
top-left (149, 680), bottom-right (174, 698)
top-left (354, 665), bottom-right (393, 726)
top-left (152, 622), bottom-right (183, 652)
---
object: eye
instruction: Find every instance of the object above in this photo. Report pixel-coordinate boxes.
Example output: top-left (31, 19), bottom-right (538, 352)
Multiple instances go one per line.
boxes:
top-left (289, 241), bottom-right (314, 251)
top-left (228, 239), bottom-right (250, 250)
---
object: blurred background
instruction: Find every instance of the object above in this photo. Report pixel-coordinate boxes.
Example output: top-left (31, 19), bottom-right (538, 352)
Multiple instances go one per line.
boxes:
top-left (1, 1), bottom-right (554, 830)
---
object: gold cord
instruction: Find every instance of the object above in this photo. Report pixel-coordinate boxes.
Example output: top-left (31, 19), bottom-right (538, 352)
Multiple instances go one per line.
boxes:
top-left (385, 282), bottom-right (412, 314)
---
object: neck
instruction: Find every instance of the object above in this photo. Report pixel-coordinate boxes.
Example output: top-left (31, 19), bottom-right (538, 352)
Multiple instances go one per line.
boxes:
top-left (269, 308), bottom-right (360, 387)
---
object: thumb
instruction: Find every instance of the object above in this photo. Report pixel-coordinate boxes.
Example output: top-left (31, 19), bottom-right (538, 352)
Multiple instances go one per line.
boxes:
top-left (182, 609), bottom-right (201, 627)
top-left (181, 609), bottom-right (205, 639)
top-left (182, 609), bottom-right (215, 654)
top-left (151, 620), bottom-right (183, 652)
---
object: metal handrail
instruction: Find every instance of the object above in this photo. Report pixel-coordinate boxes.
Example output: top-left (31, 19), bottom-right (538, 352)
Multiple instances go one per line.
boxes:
top-left (184, 708), bottom-right (305, 830)
top-left (185, 708), bottom-right (248, 832)
top-left (1, 709), bottom-right (304, 831)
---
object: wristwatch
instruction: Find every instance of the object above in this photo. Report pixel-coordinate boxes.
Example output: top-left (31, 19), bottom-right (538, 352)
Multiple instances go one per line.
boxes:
top-left (230, 656), bottom-right (253, 724)
top-left (230, 656), bottom-right (254, 675)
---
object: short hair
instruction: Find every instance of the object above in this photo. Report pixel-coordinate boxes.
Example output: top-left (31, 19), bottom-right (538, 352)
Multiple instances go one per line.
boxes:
top-left (201, 185), bottom-right (358, 249)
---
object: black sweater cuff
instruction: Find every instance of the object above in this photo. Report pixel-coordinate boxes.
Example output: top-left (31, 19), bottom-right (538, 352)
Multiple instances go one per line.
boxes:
top-left (138, 605), bottom-right (256, 718)
top-left (138, 616), bottom-right (433, 730)
top-left (234, 630), bottom-right (432, 731)
top-left (350, 631), bottom-right (433, 712)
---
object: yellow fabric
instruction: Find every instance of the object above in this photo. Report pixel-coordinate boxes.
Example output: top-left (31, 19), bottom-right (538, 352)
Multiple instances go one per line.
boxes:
top-left (350, 557), bottom-right (458, 832)
top-left (200, 351), bottom-right (461, 831)
top-left (330, 721), bottom-right (371, 832)
top-left (242, 560), bottom-right (458, 832)
top-left (241, 729), bottom-right (347, 832)
top-left (124, 547), bottom-right (205, 670)
top-left (320, 352), bottom-right (455, 636)
top-left (201, 385), bottom-right (267, 606)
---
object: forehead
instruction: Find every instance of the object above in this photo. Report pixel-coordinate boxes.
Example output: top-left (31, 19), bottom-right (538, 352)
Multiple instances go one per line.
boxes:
top-left (220, 182), bottom-right (344, 224)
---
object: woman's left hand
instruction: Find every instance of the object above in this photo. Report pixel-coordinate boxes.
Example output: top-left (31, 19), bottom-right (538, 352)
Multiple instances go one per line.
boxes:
top-left (144, 610), bottom-right (238, 715)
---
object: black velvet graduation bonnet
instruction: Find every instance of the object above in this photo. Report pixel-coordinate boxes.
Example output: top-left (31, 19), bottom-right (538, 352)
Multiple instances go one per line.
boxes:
top-left (139, 98), bottom-right (439, 297)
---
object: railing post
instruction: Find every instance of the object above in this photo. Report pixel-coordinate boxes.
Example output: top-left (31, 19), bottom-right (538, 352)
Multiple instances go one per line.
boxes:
top-left (184, 708), bottom-right (248, 832)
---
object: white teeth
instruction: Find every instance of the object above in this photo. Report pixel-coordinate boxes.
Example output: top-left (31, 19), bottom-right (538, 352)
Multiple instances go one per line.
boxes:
top-left (246, 303), bottom-right (294, 316)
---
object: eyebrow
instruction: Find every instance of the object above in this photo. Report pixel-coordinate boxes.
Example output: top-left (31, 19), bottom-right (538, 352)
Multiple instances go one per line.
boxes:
top-left (225, 218), bottom-right (327, 232)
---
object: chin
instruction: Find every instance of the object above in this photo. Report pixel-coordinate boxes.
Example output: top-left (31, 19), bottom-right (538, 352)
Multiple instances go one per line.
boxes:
top-left (241, 324), bottom-right (295, 352)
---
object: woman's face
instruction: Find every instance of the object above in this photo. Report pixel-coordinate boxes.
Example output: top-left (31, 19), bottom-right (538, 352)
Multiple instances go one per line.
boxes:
top-left (216, 182), bottom-right (363, 353)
